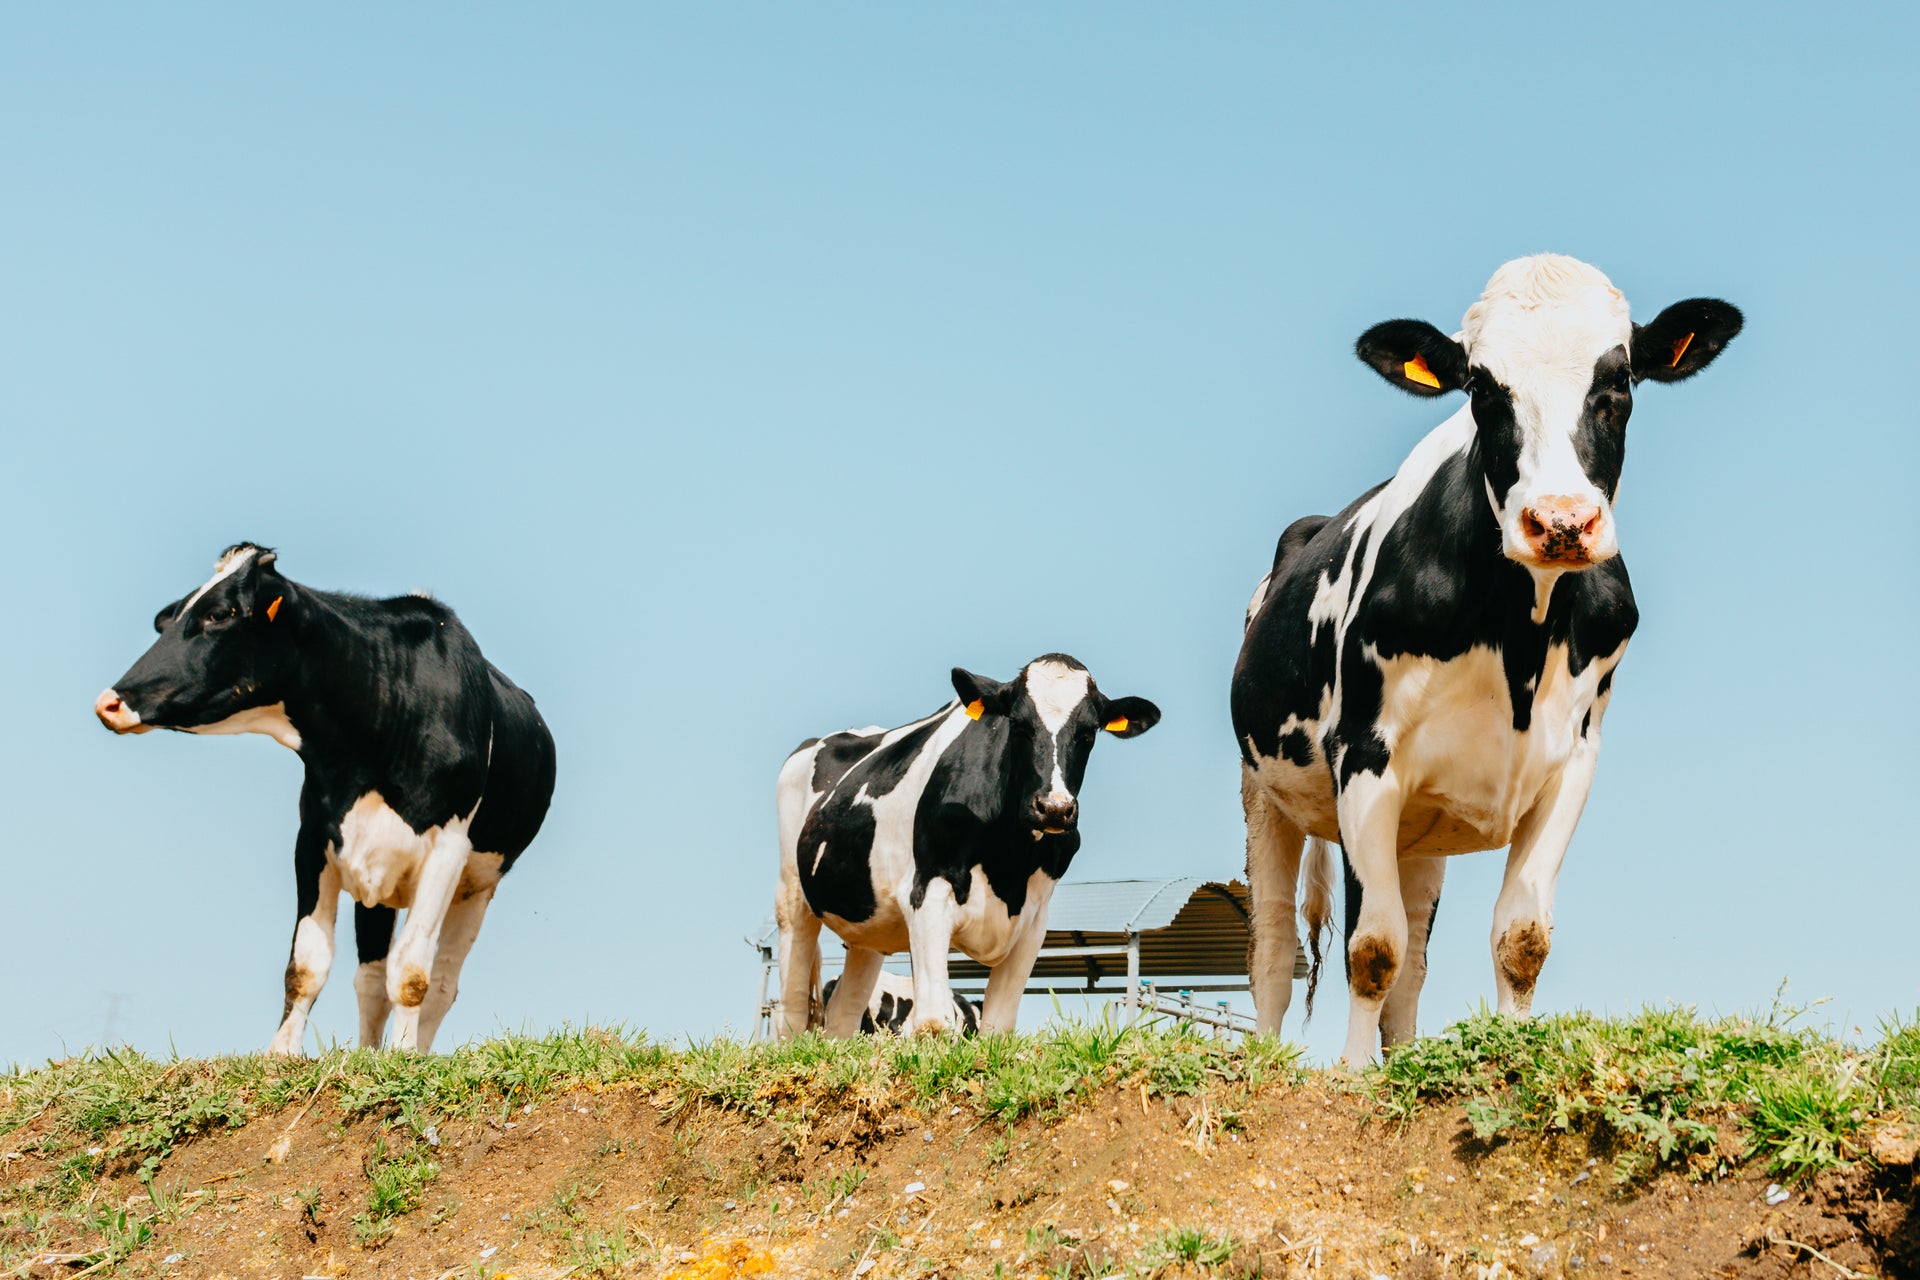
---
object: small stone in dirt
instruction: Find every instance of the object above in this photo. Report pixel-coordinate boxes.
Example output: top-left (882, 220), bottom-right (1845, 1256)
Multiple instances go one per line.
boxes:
top-left (1571, 1171), bottom-right (1589, 1185)
top-left (903, 1182), bottom-right (926, 1196)
top-left (266, 1133), bottom-right (292, 1164)
top-left (1518, 1233), bottom-right (1539, 1246)
top-left (724, 1200), bottom-right (737, 1211)
top-left (478, 1245), bottom-right (498, 1259)
top-left (1765, 1184), bottom-right (1790, 1206)
top-left (1599, 1255), bottom-right (1612, 1265)
top-left (1108, 1179), bottom-right (1129, 1192)
top-left (1531, 1243), bottom-right (1559, 1268)
top-left (162, 1254), bottom-right (183, 1265)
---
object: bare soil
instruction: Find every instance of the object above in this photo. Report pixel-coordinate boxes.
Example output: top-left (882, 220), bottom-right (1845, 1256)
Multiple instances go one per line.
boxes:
top-left (5, 1077), bottom-right (1915, 1279)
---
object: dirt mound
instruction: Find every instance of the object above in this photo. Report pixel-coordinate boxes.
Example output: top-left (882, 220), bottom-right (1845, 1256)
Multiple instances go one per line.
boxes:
top-left (4, 1071), bottom-right (1915, 1278)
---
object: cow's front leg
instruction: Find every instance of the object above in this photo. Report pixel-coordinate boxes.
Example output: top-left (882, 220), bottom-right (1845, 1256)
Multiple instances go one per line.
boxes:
top-left (1336, 768), bottom-right (1407, 1067)
top-left (904, 876), bottom-right (961, 1035)
top-left (270, 834), bottom-right (339, 1056)
top-left (352, 903), bottom-right (396, 1048)
top-left (1242, 770), bottom-right (1305, 1034)
top-left (386, 824), bottom-right (474, 1051)
top-left (1492, 745), bottom-right (1599, 1015)
top-left (1379, 856), bottom-right (1446, 1048)
top-left (979, 879), bottom-right (1055, 1033)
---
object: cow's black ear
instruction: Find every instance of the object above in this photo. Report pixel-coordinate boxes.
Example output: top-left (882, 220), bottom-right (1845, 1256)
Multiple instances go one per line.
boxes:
top-left (1099, 695), bottom-right (1161, 738)
top-left (951, 667), bottom-right (1013, 717)
top-left (1632, 299), bottom-right (1743, 384)
top-left (153, 594), bottom-right (190, 633)
top-left (1356, 320), bottom-right (1469, 397)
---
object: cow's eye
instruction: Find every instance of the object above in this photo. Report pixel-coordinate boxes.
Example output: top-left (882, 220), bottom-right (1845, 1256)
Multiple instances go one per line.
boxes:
top-left (203, 606), bottom-right (236, 630)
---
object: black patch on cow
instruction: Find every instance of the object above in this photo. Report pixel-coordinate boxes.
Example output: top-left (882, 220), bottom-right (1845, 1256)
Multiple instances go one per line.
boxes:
top-left (354, 902), bottom-right (397, 966)
top-left (810, 728), bottom-right (886, 795)
top-left (1468, 371), bottom-right (1522, 507)
top-left (1278, 728), bottom-right (1314, 768)
top-left (1574, 346), bottom-right (1632, 501)
top-left (795, 714), bottom-right (946, 924)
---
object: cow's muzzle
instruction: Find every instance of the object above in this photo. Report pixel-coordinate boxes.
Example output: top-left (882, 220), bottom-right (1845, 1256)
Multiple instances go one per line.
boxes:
top-left (1028, 793), bottom-right (1078, 836)
top-left (95, 689), bottom-right (149, 734)
top-left (1517, 496), bottom-right (1606, 567)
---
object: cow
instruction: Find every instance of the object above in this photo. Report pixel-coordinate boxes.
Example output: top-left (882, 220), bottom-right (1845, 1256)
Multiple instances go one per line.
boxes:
top-left (775, 654), bottom-right (1159, 1038)
top-left (1231, 255), bottom-right (1741, 1064)
top-left (818, 971), bottom-right (981, 1035)
top-left (94, 543), bottom-right (556, 1055)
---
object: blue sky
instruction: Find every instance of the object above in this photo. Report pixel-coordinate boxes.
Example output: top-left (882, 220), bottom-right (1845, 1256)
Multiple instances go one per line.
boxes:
top-left (3, 7), bottom-right (1914, 1067)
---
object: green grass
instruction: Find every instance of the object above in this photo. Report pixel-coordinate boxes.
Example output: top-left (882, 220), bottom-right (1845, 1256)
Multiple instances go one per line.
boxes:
top-left (1137, 1224), bottom-right (1240, 1270)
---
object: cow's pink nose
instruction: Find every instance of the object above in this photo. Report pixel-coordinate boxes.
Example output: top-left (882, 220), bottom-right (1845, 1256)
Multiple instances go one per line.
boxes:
top-left (1518, 497), bottom-right (1604, 565)
top-left (95, 688), bottom-right (144, 733)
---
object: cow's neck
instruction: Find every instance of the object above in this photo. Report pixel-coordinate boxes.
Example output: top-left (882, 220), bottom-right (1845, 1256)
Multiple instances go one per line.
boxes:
top-left (275, 588), bottom-right (410, 759)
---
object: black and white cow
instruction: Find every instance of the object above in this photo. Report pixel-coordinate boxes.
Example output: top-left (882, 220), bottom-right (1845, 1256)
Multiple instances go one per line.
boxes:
top-left (819, 971), bottom-right (981, 1035)
top-left (95, 544), bottom-right (556, 1055)
top-left (1231, 255), bottom-right (1741, 1064)
top-left (775, 655), bottom-right (1159, 1038)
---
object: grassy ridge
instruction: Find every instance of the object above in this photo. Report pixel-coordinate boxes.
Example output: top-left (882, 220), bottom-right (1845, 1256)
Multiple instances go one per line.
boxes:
top-left (3, 1006), bottom-right (1915, 1270)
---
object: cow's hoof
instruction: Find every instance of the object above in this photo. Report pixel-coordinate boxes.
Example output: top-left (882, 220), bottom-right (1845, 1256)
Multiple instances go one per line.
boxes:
top-left (911, 1020), bottom-right (952, 1038)
top-left (395, 967), bottom-right (431, 1008)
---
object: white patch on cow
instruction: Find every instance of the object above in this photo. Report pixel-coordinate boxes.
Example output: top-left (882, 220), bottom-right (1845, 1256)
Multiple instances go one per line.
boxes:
top-left (268, 863), bottom-right (340, 1056)
top-left (179, 545), bottom-right (258, 615)
top-left (326, 792), bottom-right (502, 911)
top-left (1462, 255), bottom-right (1632, 568)
top-left (186, 701), bottom-right (302, 751)
top-left (1024, 660), bottom-right (1091, 735)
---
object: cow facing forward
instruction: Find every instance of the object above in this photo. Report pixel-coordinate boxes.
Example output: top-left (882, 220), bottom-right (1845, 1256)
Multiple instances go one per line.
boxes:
top-left (776, 655), bottom-right (1159, 1037)
top-left (96, 544), bottom-right (556, 1054)
top-left (1231, 255), bottom-right (1741, 1064)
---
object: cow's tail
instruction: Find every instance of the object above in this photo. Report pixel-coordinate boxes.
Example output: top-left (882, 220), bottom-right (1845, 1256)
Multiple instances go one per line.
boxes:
top-left (1300, 836), bottom-right (1337, 1017)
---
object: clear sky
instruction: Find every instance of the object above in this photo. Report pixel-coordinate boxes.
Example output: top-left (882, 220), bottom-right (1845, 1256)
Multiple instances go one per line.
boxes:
top-left (3, 6), bottom-right (1914, 1068)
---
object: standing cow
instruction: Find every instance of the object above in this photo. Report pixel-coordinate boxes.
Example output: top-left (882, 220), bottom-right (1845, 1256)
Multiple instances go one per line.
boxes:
top-left (95, 543), bottom-right (556, 1054)
top-left (1231, 255), bottom-right (1741, 1064)
top-left (776, 654), bottom-right (1159, 1037)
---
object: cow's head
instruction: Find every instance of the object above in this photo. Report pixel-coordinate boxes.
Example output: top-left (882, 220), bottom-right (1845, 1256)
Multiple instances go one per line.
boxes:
top-left (94, 543), bottom-right (303, 747)
top-left (1355, 254), bottom-right (1741, 575)
top-left (950, 654), bottom-right (1159, 845)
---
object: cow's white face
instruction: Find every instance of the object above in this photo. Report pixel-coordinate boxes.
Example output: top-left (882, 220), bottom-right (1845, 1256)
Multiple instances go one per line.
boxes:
top-left (1461, 257), bottom-right (1633, 572)
top-left (1353, 254), bottom-right (1743, 592)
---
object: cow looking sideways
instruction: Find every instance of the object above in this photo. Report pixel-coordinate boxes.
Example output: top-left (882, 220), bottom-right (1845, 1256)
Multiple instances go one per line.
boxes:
top-left (1231, 255), bottom-right (1741, 1064)
top-left (776, 655), bottom-right (1159, 1038)
top-left (95, 544), bottom-right (556, 1054)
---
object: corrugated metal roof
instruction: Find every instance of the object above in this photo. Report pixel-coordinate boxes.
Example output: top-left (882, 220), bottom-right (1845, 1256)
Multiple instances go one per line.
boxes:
top-left (751, 876), bottom-right (1303, 984)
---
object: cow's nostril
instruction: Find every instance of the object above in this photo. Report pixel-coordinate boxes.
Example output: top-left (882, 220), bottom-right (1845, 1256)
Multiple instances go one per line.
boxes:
top-left (1521, 510), bottom-right (1547, 538)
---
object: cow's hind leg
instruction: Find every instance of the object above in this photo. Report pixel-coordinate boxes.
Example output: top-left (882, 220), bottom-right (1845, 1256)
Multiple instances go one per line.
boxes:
top-left (1492, 747), bottom-right (1600, 1015)
top-left (824, 947), bottom-right (884, 1038)
top-left (1242, 770), bottom-right (1305, 1034)
top-left (387, 827), bottom-right (475, 1051)
top-left (415, 886), bottom-right (494, 1052)
top-left (1336, 769), bottom-right (1407, 1067)
top-left (270, 835), bottom-right (339, 1056)
top-left (775, 890), bottom-right (823, 1039)
top-left (1379, 856), bottom-right (1445, 1049)
top-left (352, 903), bottom-right (396, 1048)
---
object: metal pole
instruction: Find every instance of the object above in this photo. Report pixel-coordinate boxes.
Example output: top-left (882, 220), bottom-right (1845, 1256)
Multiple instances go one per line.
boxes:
top-left (1125, 933), bottom-right (1141, 1024)
top-left (754, 945), bottom-right (774, 1042)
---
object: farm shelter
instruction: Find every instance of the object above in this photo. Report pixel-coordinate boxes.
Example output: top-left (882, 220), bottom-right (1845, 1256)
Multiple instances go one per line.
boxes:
top-left (748, 877), bottom-right (1310, 1039)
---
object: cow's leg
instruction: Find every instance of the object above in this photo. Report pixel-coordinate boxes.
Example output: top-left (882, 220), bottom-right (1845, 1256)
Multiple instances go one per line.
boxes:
top-left (904, 876), bottom-right (961, 1035)
top-left (352, 903), bottom-right (396, 1049)
top-left (1492, 746), bottom-right (1599, 1015)
top-left (1379, 856), bottom-right (1446, 1049)
top-left (1336, 768), bottom-right (1407, 1067)
top-left (979, 884), bottom-right (1055, 1033)
top-left (1242, 770), bottom-right (1305, 1034)
top-left (386, 826), bottom-right (474, 1051)
top-left (775, 890), bottom-right (823, 1039)
top-left (414, 886), bottom-right (494, 1052)
top-left (824, 947), bottom-right (884, 1038)
top-left (269, 834), bottom-right (339, 1056)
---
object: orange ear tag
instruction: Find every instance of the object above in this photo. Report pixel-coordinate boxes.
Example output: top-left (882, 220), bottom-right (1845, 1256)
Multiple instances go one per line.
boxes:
top-left (1403, 353), bottom-right (1441, 388)
top-left (1104, 716), bottom-right (1129, 733)
top-left (965, 699), bottom-right (984, 721)
top-left (1669, 332), bottom-right (1694, 368)
top-left (266, 596), bottom-right (283, 622)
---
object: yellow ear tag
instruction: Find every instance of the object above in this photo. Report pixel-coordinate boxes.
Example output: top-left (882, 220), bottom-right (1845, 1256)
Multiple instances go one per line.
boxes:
top-left (266, 596), bottom-right (283, 622)
top-left (1403, 353), bottom-right (1441, 388)
top-left (965, 699), bottom-right (984, 721)
top-left (1104, 716), bottom-right (1129, 733)
top-left (1669, 331), bottom-right (1694, 368)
